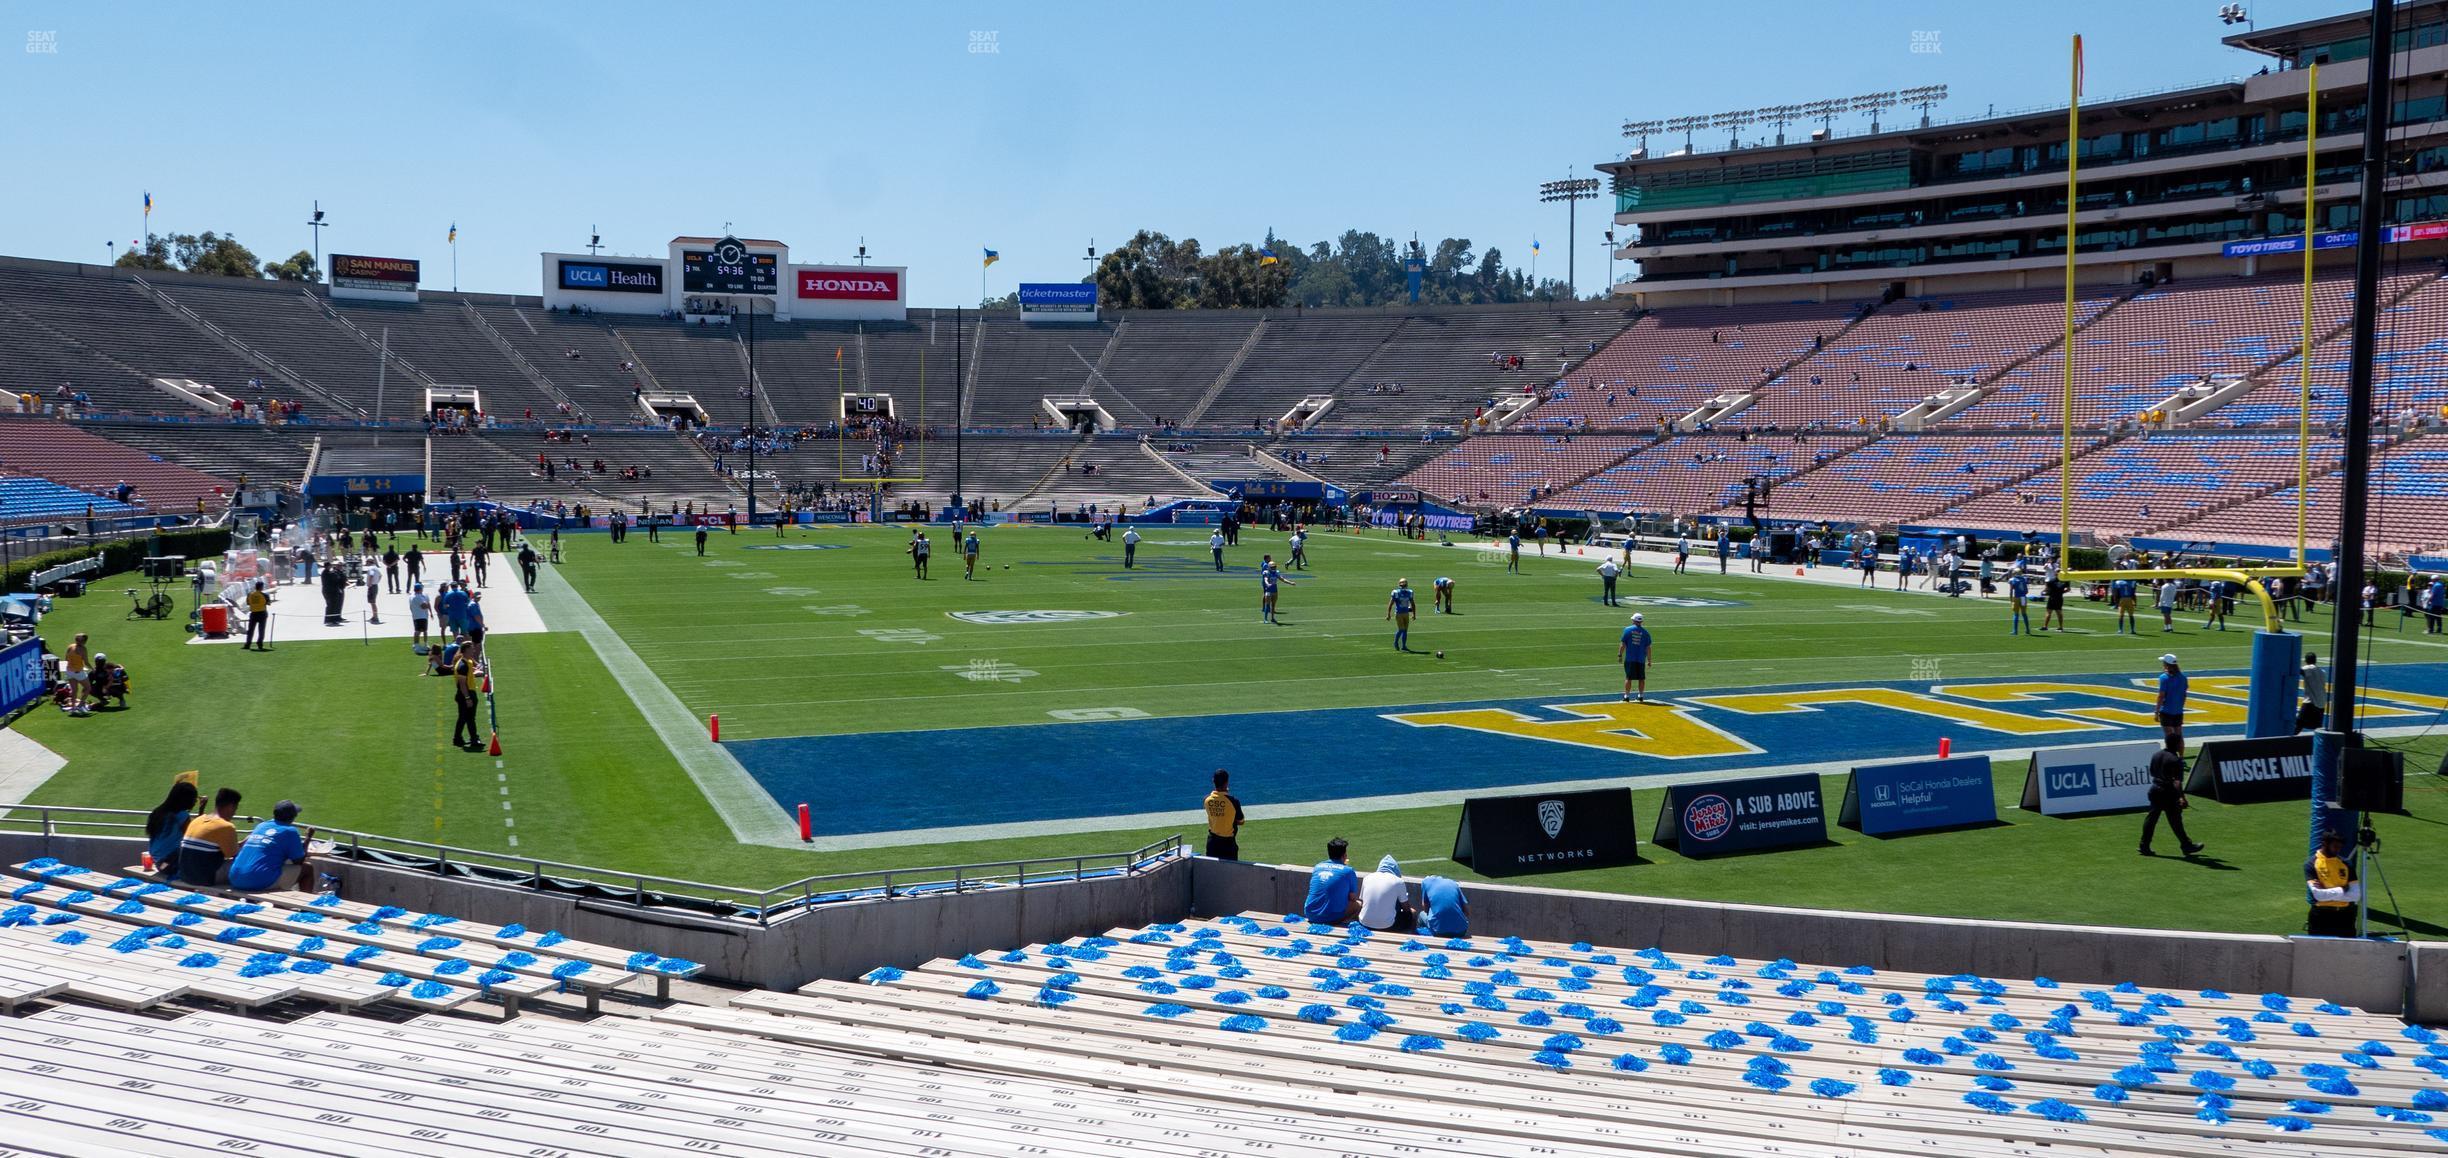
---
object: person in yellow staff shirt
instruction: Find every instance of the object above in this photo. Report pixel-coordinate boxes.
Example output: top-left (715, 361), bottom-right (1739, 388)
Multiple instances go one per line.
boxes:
top-left (2305, 828), bottom-right (2362, 937)
top-left (1202, 769), bottom-right (1245, 861)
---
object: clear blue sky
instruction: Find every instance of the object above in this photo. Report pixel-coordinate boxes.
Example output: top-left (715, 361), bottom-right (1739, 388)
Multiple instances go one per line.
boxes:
top-left (1, 1), bottom-right (2345, 306)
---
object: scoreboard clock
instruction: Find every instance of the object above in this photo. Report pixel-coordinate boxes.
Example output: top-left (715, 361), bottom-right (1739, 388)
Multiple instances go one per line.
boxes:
top-left (681, 234), bottom-right (778, 295)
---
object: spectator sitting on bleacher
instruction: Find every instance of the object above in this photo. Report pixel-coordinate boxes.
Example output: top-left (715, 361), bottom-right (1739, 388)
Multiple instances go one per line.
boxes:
top-left (227, 800), bottom-right (316, 893)
top-left (1418, 873), bottom-right (1469, 936)
top-left (1356, 855), bottom-right (1417, 932)
top-left (1301, 837), bottom-right (1363, 924)
top-left (177, 787), bottom-right (244, 887)
top-left (143, 778), bottom-right (199, 878)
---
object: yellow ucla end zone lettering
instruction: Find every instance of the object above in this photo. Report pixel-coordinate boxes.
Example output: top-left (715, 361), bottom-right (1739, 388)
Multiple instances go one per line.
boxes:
top-left (1683, 685), bottom-right (2103, 736)
top-left (1386, 700), bottom-right (1760, 760)
top-left (2149, 675), bottom-right (2427, 720)
top-left (1935, 680), bottom-right (2252, 728)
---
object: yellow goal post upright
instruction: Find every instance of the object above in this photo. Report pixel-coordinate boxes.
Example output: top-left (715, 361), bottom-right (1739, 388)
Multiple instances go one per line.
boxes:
top-left (835, 349), bottom-right (928, 493)
top-left (2057, 54), bottom-right (2319, 641)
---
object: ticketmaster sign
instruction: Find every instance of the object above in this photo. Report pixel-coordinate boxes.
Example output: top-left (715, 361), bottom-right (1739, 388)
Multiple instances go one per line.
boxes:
top-left (1018, 282), bottom-right (1098, 323)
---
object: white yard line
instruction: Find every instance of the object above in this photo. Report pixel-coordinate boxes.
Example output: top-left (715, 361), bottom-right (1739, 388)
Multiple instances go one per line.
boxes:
top-left (526, 565), bottom-right (801, 848)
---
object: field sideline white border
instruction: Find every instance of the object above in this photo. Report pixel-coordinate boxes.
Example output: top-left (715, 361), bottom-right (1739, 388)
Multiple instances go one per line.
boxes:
top-left (543, 527), bottom-right (2448, 852)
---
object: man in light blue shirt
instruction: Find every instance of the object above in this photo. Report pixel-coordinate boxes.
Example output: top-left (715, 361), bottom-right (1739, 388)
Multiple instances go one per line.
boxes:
top-left (1302, 837), bottom-right (1361, 924)
top-left (226, 800), bottom-right (315, 893)
top-left (1210, 530), bottom-right (1227, 571)
top-left (1419, 875), bottom-right (1469, 937)
top-left (1619, 613), bottom-right (1654, 703)
top-left (2156, 654), bottom-right (2189, 751)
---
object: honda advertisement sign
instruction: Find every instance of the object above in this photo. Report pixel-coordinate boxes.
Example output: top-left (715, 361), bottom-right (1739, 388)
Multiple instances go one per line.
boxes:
top-left (796, 267), bottom-right (900, 301)
top-left (2021, 741), bottom-right (2159, 817)
top-left (1019, 281), bottom-right (1098, 323)
top-left (790, 264), bottom-right (907, 321)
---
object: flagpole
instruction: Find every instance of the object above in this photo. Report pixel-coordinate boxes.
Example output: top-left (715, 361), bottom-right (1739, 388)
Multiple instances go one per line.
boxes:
top-left (2298, 61), bottom-right (2320, 566)
top-left (2059, 34), bottom-right (2081, 569)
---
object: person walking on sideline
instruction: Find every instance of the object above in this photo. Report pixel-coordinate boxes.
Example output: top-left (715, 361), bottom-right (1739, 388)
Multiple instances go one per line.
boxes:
top-left (1202, 769), bottom-right (1245, 860)
top-left (1121, 526), bottom-right (1140, 568)
top-left (1597, 557), bottom-right (1622, 606)
top-left (2138, 742), bottom-right (2204, 858)
top-left (451, 645), bottom-right (483, 750)
top-left (1619, 613), bottom-right (1654, 703)
top-left (1210, 529), bottom-right (1227, 571)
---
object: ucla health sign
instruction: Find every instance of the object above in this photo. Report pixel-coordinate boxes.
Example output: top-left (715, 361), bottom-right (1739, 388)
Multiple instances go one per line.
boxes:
top-left (2021, 740), bottom-right (2158, 816)
top-left (0, 637), bottom-right (46, 717)
top-left (558, 260), bottom-right (666, 295)
top-left (1018, 282), bottom-right (1099, 323)
top-left (1652, 772), bottom-right (1825, 857)
top-left (1838, 755), bottom-right (1996, 836)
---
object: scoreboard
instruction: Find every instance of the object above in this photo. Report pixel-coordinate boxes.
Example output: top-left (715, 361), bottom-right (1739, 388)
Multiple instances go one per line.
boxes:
top-left (681, 235), bottom-right (778, 295)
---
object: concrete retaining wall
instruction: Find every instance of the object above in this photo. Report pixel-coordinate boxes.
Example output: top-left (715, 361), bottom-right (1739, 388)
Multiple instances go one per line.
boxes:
top-left (4, 832), bottom-right (2425, 1016)
top-left (1190, 858), bottom-right (2423, 1017)
top-left (0, 834), bottom-right (1192, 992)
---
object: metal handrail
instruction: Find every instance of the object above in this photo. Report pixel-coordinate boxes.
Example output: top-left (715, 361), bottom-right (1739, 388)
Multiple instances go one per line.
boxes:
top-left (0, 803), bottom-right (1184, 926)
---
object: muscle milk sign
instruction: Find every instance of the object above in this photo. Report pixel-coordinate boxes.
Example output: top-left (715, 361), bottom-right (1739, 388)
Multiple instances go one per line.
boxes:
top-left (2185, 735), bottom-right (2315, 805)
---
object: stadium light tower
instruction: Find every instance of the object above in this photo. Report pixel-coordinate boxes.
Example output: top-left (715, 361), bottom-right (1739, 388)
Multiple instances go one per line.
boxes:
top-left (1804, 98), bottom-right (1846, 138)
top-left (1710, 109), bottom-right (1758, 151)
top-left (1851, 91), bottom-right (1901, 134)
top-left (1665, 115), bottom-right (1710, 152)
top-left (1901, 83), bottom-right (1950, 128)
top-left (1620, 118), bottom-right (1666, 153)
top-left (1762, 104), bottom-right (1802, 145)
top-left (2220, 3), bottom-right (2252, 28)
top-left (585, 228), bottom-right (604, 257)
top-left (306, 202), bottom-right (329, 273)
top-left (1539, 176), bottom-right (1602, 299)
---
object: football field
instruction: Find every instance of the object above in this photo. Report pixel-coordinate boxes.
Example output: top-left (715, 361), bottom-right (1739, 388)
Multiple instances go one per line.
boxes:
top-left (12, 521), bottom-right (2448, 936)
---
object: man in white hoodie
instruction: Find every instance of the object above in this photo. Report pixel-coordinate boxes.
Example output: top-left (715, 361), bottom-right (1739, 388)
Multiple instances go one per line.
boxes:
top-left (1356, 854), bottom-right (1417, 932)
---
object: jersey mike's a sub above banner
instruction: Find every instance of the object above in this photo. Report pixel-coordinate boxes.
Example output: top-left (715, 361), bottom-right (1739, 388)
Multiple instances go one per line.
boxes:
top-left (1450, 787), bottom-right (1638, 877)
top-left (2021, 740), bottom-right (2160, 816)
top-left (1651, 772), bottom-right (1825, 857)
top-left (1837, 755), bottom-right (1997, 836)
top-left (2184, 734), bottom-right (2316, 804)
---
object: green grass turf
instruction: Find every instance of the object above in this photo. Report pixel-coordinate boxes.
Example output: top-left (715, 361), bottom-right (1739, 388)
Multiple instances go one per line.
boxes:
top-left (12, 524), bottom-right (2446, 940)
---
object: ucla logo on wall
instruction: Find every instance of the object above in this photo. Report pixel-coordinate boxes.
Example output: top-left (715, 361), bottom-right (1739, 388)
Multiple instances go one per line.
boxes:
top-left (948, 610), bottom-right (1128, 625)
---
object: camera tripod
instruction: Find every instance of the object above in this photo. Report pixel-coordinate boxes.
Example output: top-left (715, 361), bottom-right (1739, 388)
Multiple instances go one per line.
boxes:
top-left (2356, 820), bottom-right (2403, 938)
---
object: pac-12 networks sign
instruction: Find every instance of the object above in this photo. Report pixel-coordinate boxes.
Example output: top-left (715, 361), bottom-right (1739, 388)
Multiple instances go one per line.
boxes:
top-left (797, 267), bottom-right (901, 301)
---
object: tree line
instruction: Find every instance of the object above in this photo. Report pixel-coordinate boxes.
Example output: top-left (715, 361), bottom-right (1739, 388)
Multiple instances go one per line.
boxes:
top-left (115, 233), bottom-right (321, 283)
top-left (990, 229), bottom-right (1586, 311)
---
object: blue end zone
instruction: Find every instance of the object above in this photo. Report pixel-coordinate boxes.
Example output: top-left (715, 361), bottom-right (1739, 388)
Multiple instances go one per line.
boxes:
top-left (727, 663), bottom-right (2448, 837)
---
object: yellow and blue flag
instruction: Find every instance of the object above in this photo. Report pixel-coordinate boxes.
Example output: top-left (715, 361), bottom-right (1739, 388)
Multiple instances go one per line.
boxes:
top-left (1259, 246), bottom-right (1279, 266)
top-left (142, 192), bottom-right (153, 218)
top-left (982, 248), bottom-right (1000, 268)
top-left (1530, 238), bottom-right (1541, 255)
top-left (447, 222), bottom-right (458, 245)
